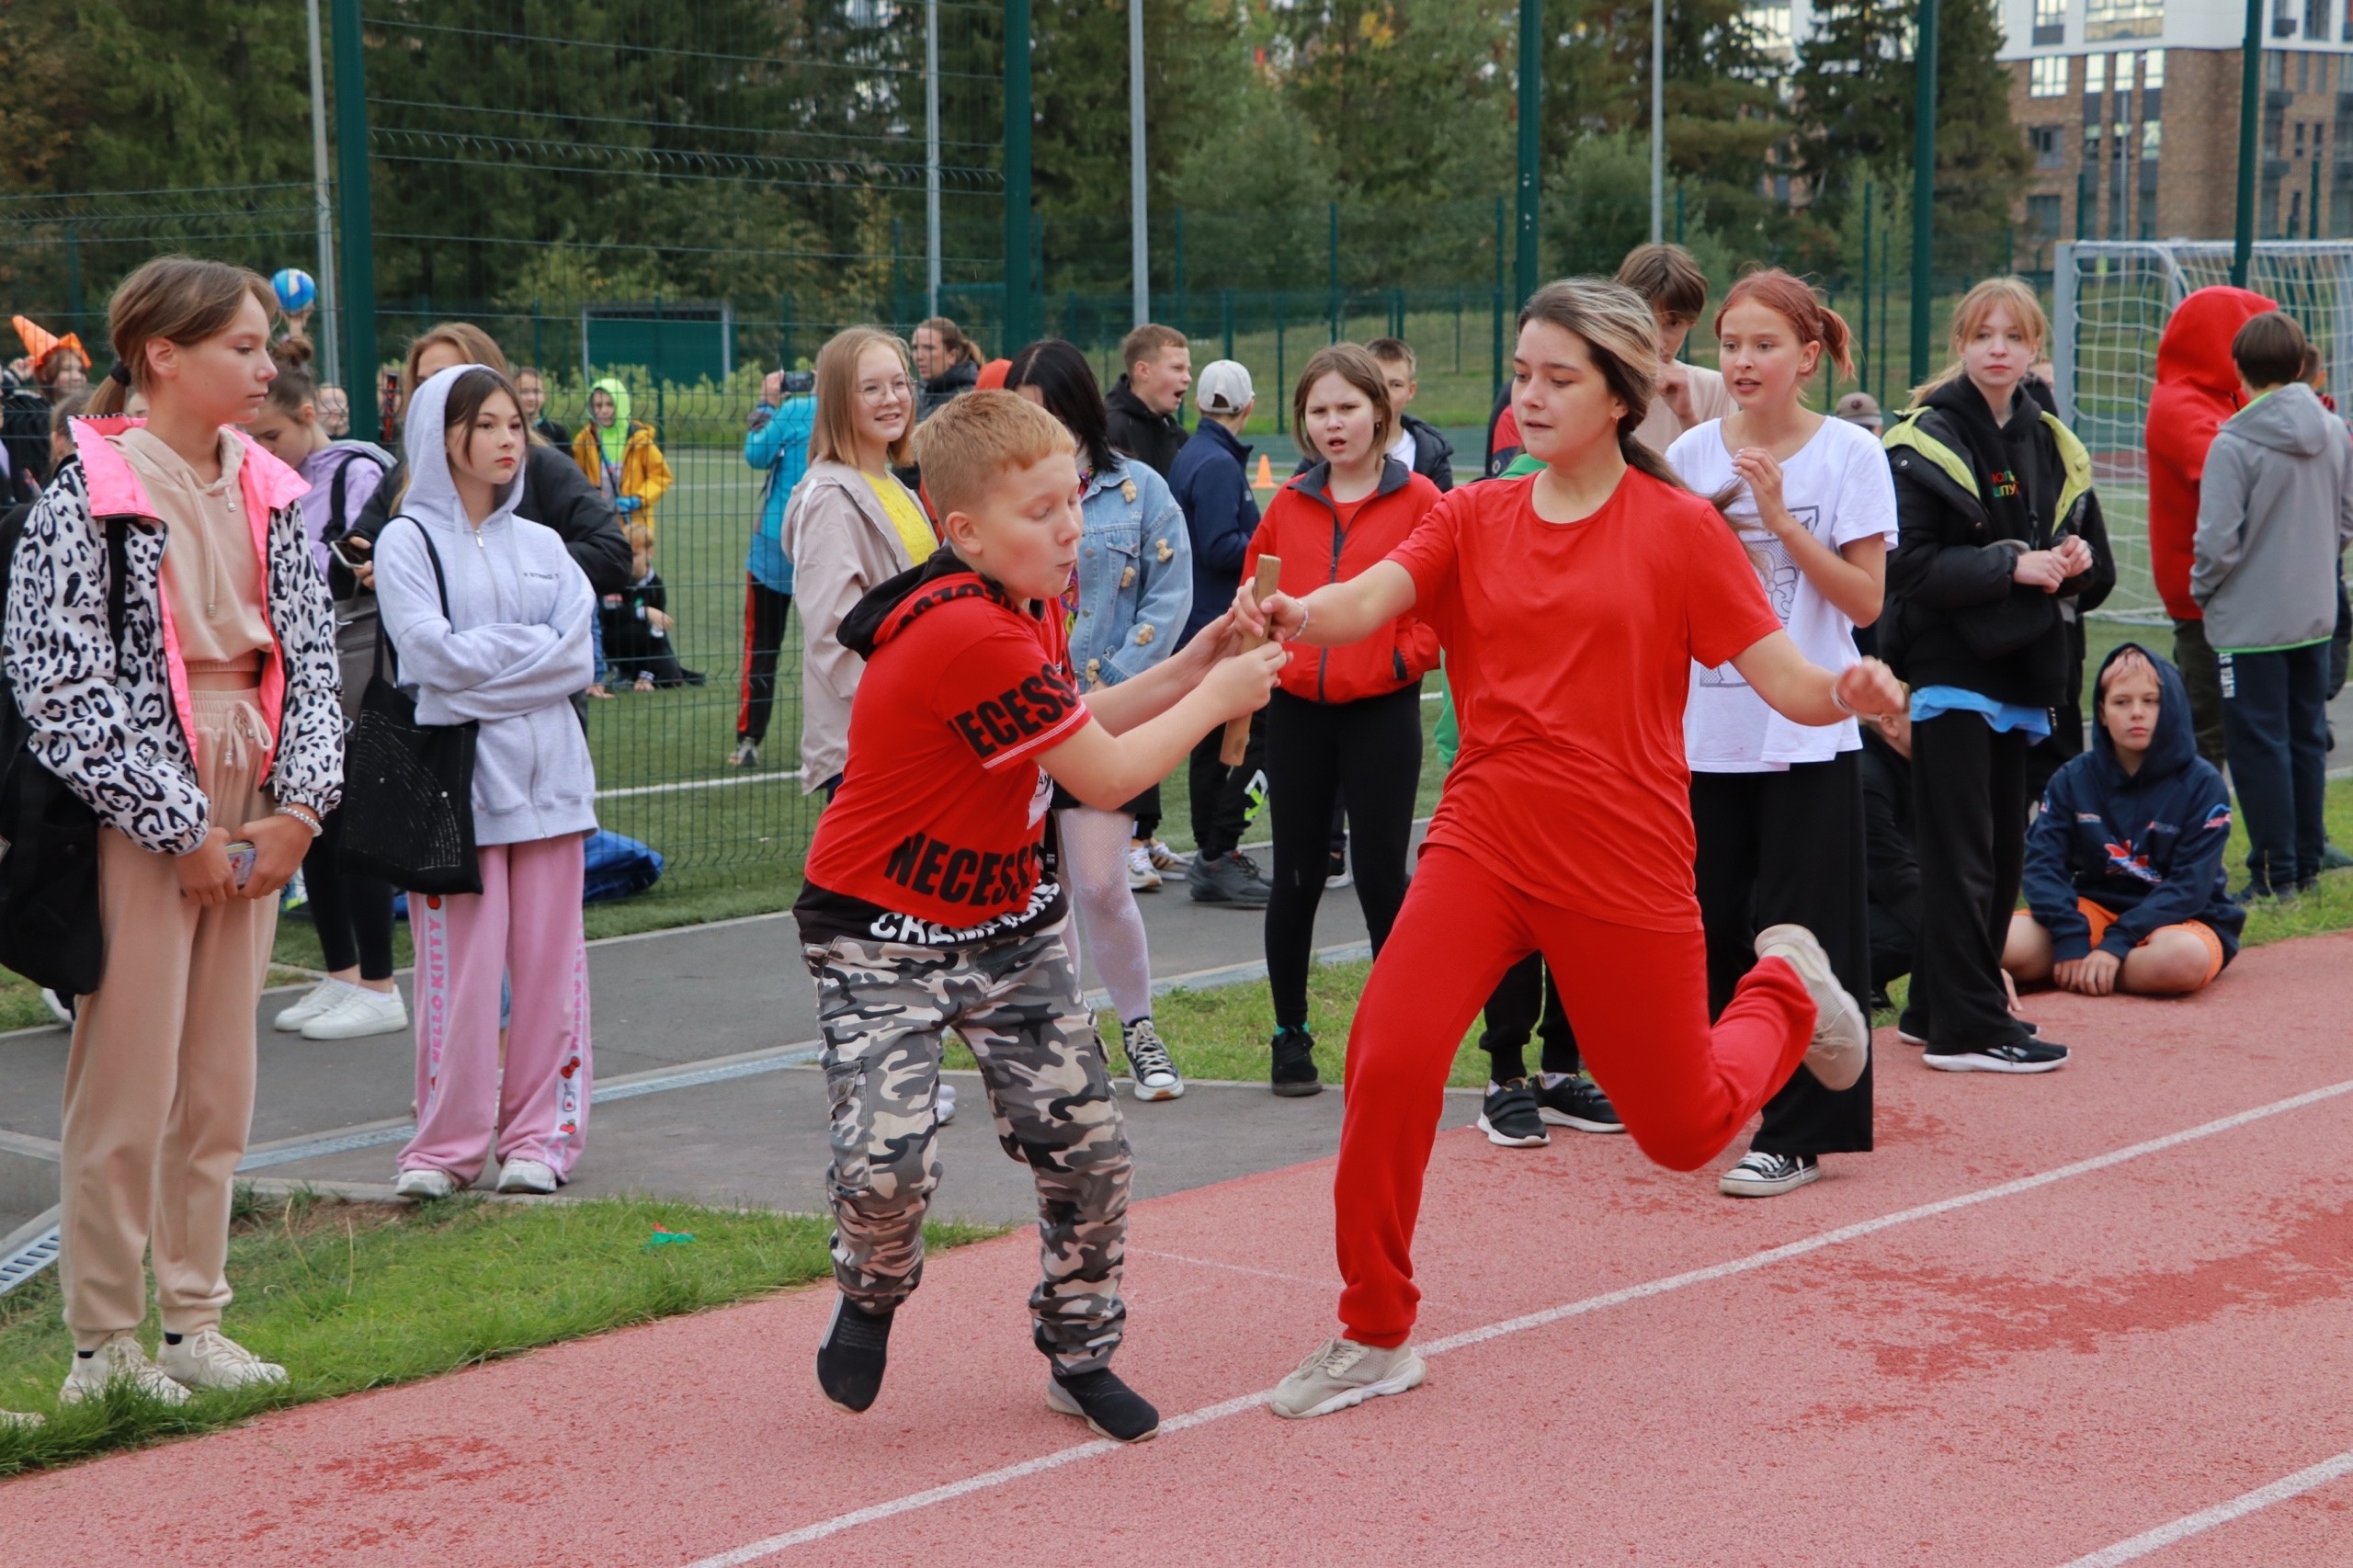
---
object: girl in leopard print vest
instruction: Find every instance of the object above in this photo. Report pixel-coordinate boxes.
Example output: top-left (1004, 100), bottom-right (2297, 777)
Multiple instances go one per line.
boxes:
top-left (4, 256), bottom-right (343, 1408)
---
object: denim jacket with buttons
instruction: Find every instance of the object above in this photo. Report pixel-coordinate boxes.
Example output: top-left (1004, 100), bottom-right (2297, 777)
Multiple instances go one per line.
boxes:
top-left (1068, 454), bottom-right (1193, 689)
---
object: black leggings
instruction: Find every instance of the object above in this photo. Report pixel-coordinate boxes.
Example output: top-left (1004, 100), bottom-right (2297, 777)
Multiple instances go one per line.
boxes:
top-left (1263, 685), bottom-right (1422, 1028)
top-left (304, 807), bottom-right (397, 982)
top-left (1689, 755), bottom-right (1873, 1155)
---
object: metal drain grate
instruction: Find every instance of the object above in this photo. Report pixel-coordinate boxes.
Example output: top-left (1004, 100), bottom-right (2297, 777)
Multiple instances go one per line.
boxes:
top-left (0, 1224), bottom-right (59, 1297)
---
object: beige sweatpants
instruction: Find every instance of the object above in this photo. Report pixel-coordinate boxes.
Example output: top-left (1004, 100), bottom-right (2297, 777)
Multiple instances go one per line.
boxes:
top-left (58, 684), bottom-right (278, 1350)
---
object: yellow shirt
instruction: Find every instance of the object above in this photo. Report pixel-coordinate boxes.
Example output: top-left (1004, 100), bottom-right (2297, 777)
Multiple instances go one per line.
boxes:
top-left (860, 471), bottom-right (936, 567)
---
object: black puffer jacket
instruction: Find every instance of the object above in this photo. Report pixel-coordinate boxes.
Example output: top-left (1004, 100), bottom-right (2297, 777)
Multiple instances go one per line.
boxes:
top-left (917, 358), bottom-right (979, 420)
top-left (352, 440), bottom-right (632, 595)
top-left (1882, 377), bottom-right (2114, 707)
top-left (1105, 377), bottom-right (1188, 477)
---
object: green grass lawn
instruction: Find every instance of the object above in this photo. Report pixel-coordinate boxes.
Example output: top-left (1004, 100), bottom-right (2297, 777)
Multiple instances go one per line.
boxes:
top-left (0, 1187), bottom-right (997, 1476)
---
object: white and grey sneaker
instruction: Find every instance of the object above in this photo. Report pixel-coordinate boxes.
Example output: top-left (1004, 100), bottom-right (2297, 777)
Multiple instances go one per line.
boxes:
top-left (394, 1166), bottom-right (459, 1200)
top-left (1269, 1337), bottom-right (1428, 1420)
top-left (272, 978), bottom-right (353, 1032)
top-left (1719, 1150), bottom-right (1822, 1198)
top-left (1125, 844), bottom-right (1163, 892)
top-left (936, 1082), bottom-right (958, 1125)
top-left (301, 983), bottom-right (408, 1040)
top-left (495, 1157), bottom-right (558, 1195)
top-left (1753, 924), bottom-right (1869, 1092)
top-left (60, 1334), bottom-right (190, 1406)
top-left (1120, 1017), bottom-right (1185, 1101)
top-left (157, 1328), bottom-right (288, 1393)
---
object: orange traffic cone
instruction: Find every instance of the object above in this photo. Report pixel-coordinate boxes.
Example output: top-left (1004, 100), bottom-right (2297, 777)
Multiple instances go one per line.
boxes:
top-left (1252, 452), bottom-right (1276, 493)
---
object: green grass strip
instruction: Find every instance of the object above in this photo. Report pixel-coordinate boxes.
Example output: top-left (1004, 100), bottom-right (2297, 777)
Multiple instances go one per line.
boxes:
top-left (0, 1187), bottom-right (998, 1477)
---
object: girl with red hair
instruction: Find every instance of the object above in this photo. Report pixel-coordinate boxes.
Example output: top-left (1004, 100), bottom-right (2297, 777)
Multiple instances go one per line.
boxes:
top-left (1665, 269), bottom-right (1896, 1199)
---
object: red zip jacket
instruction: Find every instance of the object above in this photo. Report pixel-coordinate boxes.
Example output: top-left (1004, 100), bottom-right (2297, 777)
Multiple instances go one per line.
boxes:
top-left (2145, 286), bottom-right (2275, 621)
top-left (1245, 457), bottom-right (1442, 704)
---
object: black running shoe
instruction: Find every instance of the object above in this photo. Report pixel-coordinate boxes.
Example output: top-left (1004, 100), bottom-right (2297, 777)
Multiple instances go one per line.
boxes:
top-left (1188, 850), bottom-right (1273, 907)
top-left (1270, 1027), bottom-right (1323, 1096)
top-left (1047, 1366), bottom-right (1161, 1442)
top-left (1533, 1073), bottom-right (1624, 1133)
top-left (1477, 1079), bottom-right (1549, 1147)
top-left (815, 1296), bottom-right (894, 1413)
top-left (1923, 1040), bottom-right (2070, 1074)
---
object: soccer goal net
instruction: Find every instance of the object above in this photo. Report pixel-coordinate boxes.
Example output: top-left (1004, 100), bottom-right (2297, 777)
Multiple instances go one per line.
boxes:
top-left (2054, 239), bottom-right (2353, 624)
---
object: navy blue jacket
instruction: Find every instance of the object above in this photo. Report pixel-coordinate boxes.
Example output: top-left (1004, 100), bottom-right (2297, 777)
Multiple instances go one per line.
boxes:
top-left (2022, 642), bottom-right (2245, 963)
top-left (1166, 415), bottom-right (1259, 648)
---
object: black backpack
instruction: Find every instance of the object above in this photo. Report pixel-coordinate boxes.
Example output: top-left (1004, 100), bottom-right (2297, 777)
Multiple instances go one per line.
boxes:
top-left (0, 494), bottom-right (131, 996)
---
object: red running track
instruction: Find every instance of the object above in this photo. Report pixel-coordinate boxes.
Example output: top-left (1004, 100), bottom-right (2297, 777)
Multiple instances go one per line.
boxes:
top-left (8, 933), bottom-right (2353, 1567)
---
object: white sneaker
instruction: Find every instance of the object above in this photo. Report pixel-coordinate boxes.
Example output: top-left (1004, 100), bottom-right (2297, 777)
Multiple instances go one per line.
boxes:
top-left (40, 988), bottom-right (72, 1027)
top-left (1125, 844), bottom-right (1163, 892)
top-left (495, 1157), bottom-right (558, 1195)
top-left (301, 984), bottom-right (409, 1040)
top-left (937, 1082), bottom-right (958, 1126)
top-left (273, 978), bottom-right (353, 1032)
top-left (1120, 1017), bottom-right (1186, 1101)
top-left (1269, 1337), bottom-right (1427, 1420)
top-left (1142, 837), bottom-right (1184, 872)
top-left (1753, 924), bottom-right (1869, 1092)
top-left (156, 1328), bottom-right (288, 1393)
top-left (394, 1166), bottom-right (459, 1200)
top-left (59, 1335), bottom-right (190, 1406)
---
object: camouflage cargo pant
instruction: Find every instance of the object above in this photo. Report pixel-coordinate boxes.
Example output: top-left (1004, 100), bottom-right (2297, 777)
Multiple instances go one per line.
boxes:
top-left (802, 917), bottom-right (1133, 1372)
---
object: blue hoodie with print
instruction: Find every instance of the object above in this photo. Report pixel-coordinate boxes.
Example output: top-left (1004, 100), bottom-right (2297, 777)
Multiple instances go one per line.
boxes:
top-left (2021, 642), bottom-right (2245, 963)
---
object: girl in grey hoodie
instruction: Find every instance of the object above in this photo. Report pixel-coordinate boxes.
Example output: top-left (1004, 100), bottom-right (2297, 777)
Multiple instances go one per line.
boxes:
top-left (375, 364), bottom-right (598, 1199)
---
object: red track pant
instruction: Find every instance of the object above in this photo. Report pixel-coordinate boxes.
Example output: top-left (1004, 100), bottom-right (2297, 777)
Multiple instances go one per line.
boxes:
top-left (1335, 844), bottom-right (1818, 1346)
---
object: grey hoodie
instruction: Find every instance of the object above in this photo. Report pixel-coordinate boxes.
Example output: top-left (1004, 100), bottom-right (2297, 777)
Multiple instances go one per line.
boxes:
top-left (374, 365), bottom-right (599, 846)
top-left (2191, 380), bottom-right (2353, 653)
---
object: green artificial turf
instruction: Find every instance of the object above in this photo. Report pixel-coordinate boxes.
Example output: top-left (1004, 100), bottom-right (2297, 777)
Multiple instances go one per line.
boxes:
top-left (0, 1187), bottom-right (996, 1477)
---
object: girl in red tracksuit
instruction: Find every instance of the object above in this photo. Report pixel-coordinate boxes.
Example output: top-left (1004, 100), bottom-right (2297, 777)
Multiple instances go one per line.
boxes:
top-left (1245, 344), bottom-right (1442, 1098)
top-left (1240, 280), bottom-right (1904, 1423)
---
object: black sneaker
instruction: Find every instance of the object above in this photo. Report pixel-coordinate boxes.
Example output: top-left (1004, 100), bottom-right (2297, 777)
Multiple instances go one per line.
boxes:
top-left (1476, 1079), bottom-right (1549, 1147)
top-left (1923, 1040), bottom-right (2070, 1074)
top-left (1533, 1073), bottom-right (1624, 1133)
top-left (1188, 849), bottom-right (1273, 907)
top-left (1719, 1150), bottom-right (1821, 1197)
top-left (1270, 1027), bottom-right (1323, 1096)
top-left (1046, 1366), bottom-right (1160, 1442)
top-left (815, 1295), bottom-right (894, 1413)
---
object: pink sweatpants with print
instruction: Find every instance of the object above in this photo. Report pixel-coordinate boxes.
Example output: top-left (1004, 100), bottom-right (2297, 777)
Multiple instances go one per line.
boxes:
top-left (399, 835), bottom-right (592, 1185)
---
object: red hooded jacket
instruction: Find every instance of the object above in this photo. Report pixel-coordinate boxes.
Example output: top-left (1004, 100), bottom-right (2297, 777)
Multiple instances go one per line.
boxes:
top-left (1245, 458), bottom-right (1443, 704)
top-left (2145, 286), bottom-right (2276, 620)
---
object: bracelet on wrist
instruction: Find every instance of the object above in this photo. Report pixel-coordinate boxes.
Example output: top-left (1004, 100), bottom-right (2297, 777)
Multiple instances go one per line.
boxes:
top-left (1830, 683), bottom-right (1855, 716)
top-left (277, 804), bottom-right (324, 838)
top-left (1295, 599), bottom-right (1311, 639)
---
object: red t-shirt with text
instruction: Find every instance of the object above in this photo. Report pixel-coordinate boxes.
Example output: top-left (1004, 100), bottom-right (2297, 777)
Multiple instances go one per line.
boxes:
top-left (1393, 469), bottom-right (1780, 930)
top-left (797, 571), bottom-right (1088, 945)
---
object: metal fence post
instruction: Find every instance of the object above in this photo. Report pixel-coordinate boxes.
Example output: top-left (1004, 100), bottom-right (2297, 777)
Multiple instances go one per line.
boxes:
top-left (532, 297), bottom-right (543, 376)
top-left (1516, 0), bottom-right (1542, 309)
top-left (1492, 197), bottom-right (1506, 401)
top-left (1174, 207), bottom-right (1186, 335)
top-left (331, 0), bottom-right (376, 410)
top-left (64, 222), bottom-right (83, 342)
top-left (1221, 286), bottom-right (1233, 360)
top-left (1910, 0), bottom-right (1939, 387)
top-left (1327, 202), bottom-right (1341, 343)
top-left (2233, 0), bottom-right (2261, 285)
top-left (1860, 185), bottom-right (1873, 393)
top-left (653, 292), bottom-right (665, 429)
top-left (1276, 291), bottom-right (1287, 434)
top-left (1004, 0), bottom-right (1035, 349)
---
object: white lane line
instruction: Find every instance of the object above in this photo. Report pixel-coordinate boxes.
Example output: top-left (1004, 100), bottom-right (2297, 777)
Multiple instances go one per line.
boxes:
top-left (676, 1074), bottom-right (2353, 1567)
top-left (2056, 1449), bottom-right (2353, 1566)
top-left (1128, 1247), bottom-right (1331, 1289)
top-left (596, 770), bottom-right (802, 801)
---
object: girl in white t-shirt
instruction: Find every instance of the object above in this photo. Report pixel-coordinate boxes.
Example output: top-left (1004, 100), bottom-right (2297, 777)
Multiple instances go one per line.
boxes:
top-left (1666, 268), bottom-right (1896, 1201)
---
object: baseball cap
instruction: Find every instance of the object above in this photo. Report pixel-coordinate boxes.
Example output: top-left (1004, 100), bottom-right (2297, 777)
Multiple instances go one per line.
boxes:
top-left (1833, 391), bottom-right (1882, 427)
top-left (1196, 360), bottom-right (1254, 415)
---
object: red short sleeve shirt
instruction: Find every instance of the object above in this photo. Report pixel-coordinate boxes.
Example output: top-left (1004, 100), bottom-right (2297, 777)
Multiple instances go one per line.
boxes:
top-left (796, 571), bottom-right (1089, 945)
top-left (1392, 469), bottom-right (1781, 930)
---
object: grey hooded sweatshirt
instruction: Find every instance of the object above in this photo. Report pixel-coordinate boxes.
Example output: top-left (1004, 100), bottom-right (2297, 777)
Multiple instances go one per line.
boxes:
top-left (2190, 380), bottom-right (2353, 653)
top-left (374, 364), bottom-right (599, 846)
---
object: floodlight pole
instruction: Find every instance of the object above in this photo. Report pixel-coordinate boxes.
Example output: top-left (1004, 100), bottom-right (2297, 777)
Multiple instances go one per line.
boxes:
top-left (1130, 0), bottom-right (1150, 325)
top-left (2234, 0), bottom-right (2262, 286)
top-left (926, 0), bottom-right (941, 319)
top-left (1516, 0), bottom-right (1542, 308)
top-left (1909, 0), bottom-right (1938, 388)
top-left (1004, 0), bottom-right (1034, 349)
top-left (305, 0), bottom-right (339, 378)
top-left (1651, 0), bottom-right (1665, 244)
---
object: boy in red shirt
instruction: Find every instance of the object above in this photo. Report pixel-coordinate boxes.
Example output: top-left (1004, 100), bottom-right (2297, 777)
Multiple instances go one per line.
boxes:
top-left (793, 392), bottom-right (1282, 1442)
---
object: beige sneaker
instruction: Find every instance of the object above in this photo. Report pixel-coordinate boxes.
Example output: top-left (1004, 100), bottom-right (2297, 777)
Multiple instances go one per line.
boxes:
top-left (59, 1334), bottom-right (190, 1406)
top-left (156, 1328), bottom-right (288, 1393)
top-left (1268, 1337), bottom-right (1427, 1420)
top-left (1754, 923), bottom-right (1869, 1092)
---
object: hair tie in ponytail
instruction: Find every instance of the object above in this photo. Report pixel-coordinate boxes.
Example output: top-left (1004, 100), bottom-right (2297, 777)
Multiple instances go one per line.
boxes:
top-left (108, 359), bottom-right (131, 386)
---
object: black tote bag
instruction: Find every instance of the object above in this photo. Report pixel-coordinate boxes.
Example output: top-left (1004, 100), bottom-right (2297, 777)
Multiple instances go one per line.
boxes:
top-left (335, 519), bottom-right (483, 896)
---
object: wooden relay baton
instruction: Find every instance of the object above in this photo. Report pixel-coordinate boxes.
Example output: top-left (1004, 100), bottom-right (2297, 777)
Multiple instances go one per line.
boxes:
top-left (1221, 555), bottom-right (1283, 766)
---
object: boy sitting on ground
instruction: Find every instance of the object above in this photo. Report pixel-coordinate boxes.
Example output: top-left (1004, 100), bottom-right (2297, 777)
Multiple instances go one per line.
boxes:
top-left (600, 521), bottom-right (704, 689)
top-left (2004, 643), bottom-right (2244, 997)
top-left (791, 390), bottom-right (1281, 1443)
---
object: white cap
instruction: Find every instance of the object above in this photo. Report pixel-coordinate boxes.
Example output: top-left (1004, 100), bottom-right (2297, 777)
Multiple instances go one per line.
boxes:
top-left (1196, 360), bottom-right (1254, 415)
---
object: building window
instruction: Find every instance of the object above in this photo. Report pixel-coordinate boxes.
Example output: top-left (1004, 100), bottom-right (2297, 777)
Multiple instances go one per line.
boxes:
top-left (2310, 0), bottom-right (2333, 38)
top-left (2267, 49), bottom-right (2286, 88)
top-left (1747, 4), bottom-right (1795, 56)
top-left (2277, 0), bottom-right (2300, 36)
top-left (2087, 0), bottom-right (2165, 39)
top-left (2029, 193), bottom-right (2064, 237)
top-left (2143, 118), bottom-right (2164, 156)
top-left (2143, 48), bottom-right (2165, 86)
top-left (2031, 124), bottom-right (2066, 165)
top-left (2035, 0), bottom-right (2068, 43)
top-left (2298, 120), bottom-right (2309, 155)
top-left (2031, 54), bottom-right (2071, 96)
top-left (2087, 51), bottom-right (2109, 93)
top-left (2117, 49), bottom-right (2138, 87)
